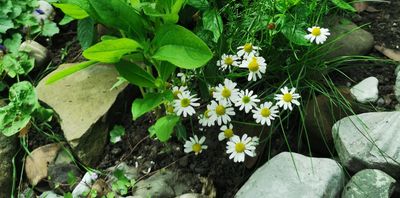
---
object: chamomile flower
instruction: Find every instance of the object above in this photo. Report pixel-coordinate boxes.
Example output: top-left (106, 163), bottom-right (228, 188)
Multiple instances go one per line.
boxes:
top-left (177, 72), bottom-right (188, 83)
top-left (237, 43), bottom-right (260, 58)
top-left (217, 54), bottom-right (240, 71)
top-left (239, 56), bottom-right (267, 81)
top-left (252, 102), bottom-right (279, 126)
top-left (213, 79), bottom-right (239, 104)
top-left (305, 26), bottom-right (330, 44)
top-left (232, 89), bottom-right (260, 113)
top-left (226, 134), bottom-right (256, 163)
top-left (172, 86), bottom-right (188, 99)
top-left (198, 109), bottom-right (215, 127)
top-left (184, 135), bottom-right (207, 155)
top-left (173, 92), bottom-right (200, 117)
top-left (218, 124), bottom-right (235, 141)
top-left (165, 103), bottom-right (175, 115)
top-left (274, 87), bottom-right (301, 111)
top-left (208, 100), bottom-right (236, 126)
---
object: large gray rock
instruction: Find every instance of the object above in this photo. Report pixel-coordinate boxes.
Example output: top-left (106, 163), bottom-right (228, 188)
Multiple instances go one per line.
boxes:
top-left (36, 63), bottom-right (128, 166)
top-left (325, 17), bottom-right (374, 59)
top-left (333, 112), bottom-right (400, 177)
top-left (350, 77), bottom-right (379, 103)
top-left (235, 152), bottom-right (345, 198)
top-left (0, 134), bottom-right (18, 196)
top-left (342, 169), bottom-right (396, 198)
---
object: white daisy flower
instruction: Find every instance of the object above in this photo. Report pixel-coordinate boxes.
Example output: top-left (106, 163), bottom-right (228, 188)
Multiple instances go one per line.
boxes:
top-left (172, 86), bottom-right (188, 99)
top-left (252, 102), bottom-right (279, 126)
top-left (184, 135), bottom-right (207, 155)
top-left (198, 109), bottom-right (215, 127)
top-left (226, 134), bottom-right (256, 163)
top-left (208, 100), bottom-right (236, 126)
top-left (239, 56), bottom-right (267, 81)
top-left (213, 79), bottom-right (239, 104)
top-left (218, 124), bottom-right (235, 141)
top-left (165, 103), bottom-right (175, 115)
top-left (237, 43), bottom-right (260, 58)
top-left (232, 89), bottom-right (260, 113)
top-left (274, 87), bottom-right (301, 111)
top-left (176, 72), bottom-right (187, 83)
top-left (173, 92), bottom-right (200, 117)
top-left (305, 26), bottom-right (330, 44)
top-left (217, 54), bottom-right (240, 71)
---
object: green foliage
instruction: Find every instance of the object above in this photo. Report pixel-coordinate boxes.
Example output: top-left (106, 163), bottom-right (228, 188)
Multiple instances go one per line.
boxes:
top-left (131, 91), bottom-right (173, 120)
top-left (110, 125), bottom-right (126, 144)
top-left (53, 3), bottom-right (89, 19)
top-left (0, 81), bottom-right (52, 136)
top-left (77, 17), bottom-right (96, 50)
top-left (46, 61), bottom-right (98, 84)
top-left (1, 51), bottom-right (35, 78)
top-left (331, 0), bottom-right (356, 12)
top-left (148, 115), bottom-right (180, 142)
top-left (115, 60), bottom-right (156, 88)
top-left (111, 169), bottom-right (135, 195)
top-left (202, 9), bottom-right (223, 43)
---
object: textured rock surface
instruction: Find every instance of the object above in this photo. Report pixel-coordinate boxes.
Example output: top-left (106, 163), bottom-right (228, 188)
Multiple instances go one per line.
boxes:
top-left (235, 152), bottom-right (345, 198)
top-left (395, 65), bottom-right (400, 103)
top-left (342, 169), bottom-right (396, 198)
top-left (333, 112), bottom-right (400, 176)
top-left (350, 77), bottom-right (379, 103)
top-left (36, 63), bottom-right (128, 166)
top-left (0, 134), bottom-right (18, 196)
top-left (325, 17), bottom-right (374, 59)
top-left (19, 40), bottom-right (49, 68)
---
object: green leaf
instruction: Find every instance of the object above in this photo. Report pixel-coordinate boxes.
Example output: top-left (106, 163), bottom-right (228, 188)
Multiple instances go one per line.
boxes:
top-left (0, 18), bottom-right (14, 33)
top-left (4, 33), bottom-right (22, 53)
top-left (152, 24), bottom-right (212, 69)
top-left (83, 38), bottom-right (142, 63)
top-left (187, 0), bottom-right (209, 10)
top-left (331, 0), bottom-right (356, 12)
top-left (202, 9), bottom-right (223, 43)
top-left (59, 15), bottom-right (75, 25)
top-left (53, 3), bottom-right (90, 19)
top-left (41, 21), bottom-right (60, 37)
top-left (46, 61), bottom-right (98, 84)
top-left (148, 115), bottom-right (180, 142)
top-left (131, 91), bottom-right (173, 120)
top-left (115, 60), bottom-right (156, 88)
top-left (110, 125), bottom-right (125, 143)
top-left (276, 0), bottom-right (301, 12)
top-left (77, 17), bottom-right (96, 50)
top-left (281, 23), bottom-right (310, 46)
top-left (1, 52), bottom-right (34, 78)
top-left (155, 61), bottom-right (176, 81)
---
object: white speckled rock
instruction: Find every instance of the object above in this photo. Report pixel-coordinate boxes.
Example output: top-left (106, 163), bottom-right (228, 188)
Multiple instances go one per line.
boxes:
top-left (19, 40), bottom-right (49, 68)
top-left (235, 152), bottom-right (345, 198)
top-left (350, 77), bottom-right (379, 103)
top-left (333, 112), bottom-right (400, 176)
top-left (342, 169), bottom-right (396, 198)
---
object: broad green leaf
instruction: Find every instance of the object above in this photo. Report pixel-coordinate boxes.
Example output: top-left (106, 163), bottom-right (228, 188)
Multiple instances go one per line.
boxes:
top-left (0, 105), bottom-right (32, 136)
top-left (202, 9), bottom-right (223, 42)
top-left (152, 24), bottom-right (212, 69)
top-left (276, 0), bottom-right (301, 12)
top-left (77, 17), bottom-right (96, 50)
top-left (46, 61), bottom-right (98, 84)
top-left (131, 91), bottom-right (173, 120)
top-left (148, 115), bottom-right (180, 142)
top-left (1, 52), bottom-right (34, 78)
top-left (0, 18), bottom-right (14, 33)
top-left (4, 33), bottom-right (22, 53)
top-left (83, 38), bottom-right (142, 63)
top-left (53, 3), bottom-right (89, 19)
top-left (59, 15), bottom-right (75, 25)
top-left (155, 61), bottom-right (176, 81)
top-left (331, 0), bottom-right (356, 12)
top-left (41, 21), bottom-right (60, 37)
top-left (187, 0), bottom-right (209, 10)
top-left (281, 23), bottom-right (310, 46)
top-left (115, 60), bottom-right (156, 88)
top-left (110, 125), bottom-right (125, 143)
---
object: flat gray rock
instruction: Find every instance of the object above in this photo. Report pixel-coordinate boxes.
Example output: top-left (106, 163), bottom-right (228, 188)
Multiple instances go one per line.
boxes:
top-left (342, 169), bottom-right (396, 198)
top-left (36, 63), bottom-right (127, 165)
top-left (350, 77), bottom-right (379, 103)
top-left (333, 112), bottom-right (400, 176)
top-left (235, 152), bottom-right (345, 198)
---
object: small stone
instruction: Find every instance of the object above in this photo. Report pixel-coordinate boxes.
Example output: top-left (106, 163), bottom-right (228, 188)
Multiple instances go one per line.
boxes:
top-left (175, 193), bottom-right (208, 198)
top-left (19, 40), bottom-right (49, 68)
top-left (235, 152), bottom-right (345, 198)
top-left (376, 98), bottom-right (385, 106)
top-left (33, 1), bottom-right (55, 22)
top-left (342, 169), bottom-right (396, 198)
top-left (39, 191), bottom-right (63, 198)
top-left (48, 163), bottom-right (81, 192)
top-left (0, 134), bottom-right (18, 196)
top-left (350, 77), bottom-right (379, 103)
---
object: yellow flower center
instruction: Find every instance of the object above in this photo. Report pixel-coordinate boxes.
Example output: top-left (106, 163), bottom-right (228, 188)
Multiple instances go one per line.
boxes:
top-left (180, 98), bottom-right (190, 107)
top-left (204, 109), bottom-right (211, 118)
top-left (224, 57), bottom-right (234, 65)
top-left (311, 27), bottom-right (321, 36)
top-left (283, 93), bottom-right (293, 102)
top-left (248, 57), bottom-right (259, 72)
top-left (242, 96), bottom-right (251, 104)
top-left (215, 105), bottom-right (225, 116)
top-left (261, 107), bottom-right (271, 117)
top-left (224, 129), bottom-right (234, 138)
top-left (221, 87), bottom-right (231, 98)
top-left (192, 143), bottom-right (202, 153)
top-left (166, 105), bottom-right (174, 113)
top-left (173, 90), bottom-right (181, 98)
top-left (235, 142), bottom-right (246, 153)
top-left (243, 43), bottom-right (253, 53)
